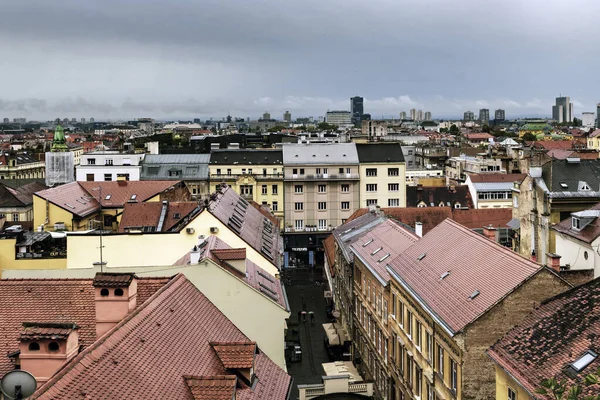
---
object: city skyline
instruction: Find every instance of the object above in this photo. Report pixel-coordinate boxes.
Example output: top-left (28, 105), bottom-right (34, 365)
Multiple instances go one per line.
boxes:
top-left (1, 0), bottom-right (600, 119)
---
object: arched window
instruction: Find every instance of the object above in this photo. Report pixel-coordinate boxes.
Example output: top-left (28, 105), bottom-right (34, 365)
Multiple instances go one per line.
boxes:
top-left (28, 342), bottom-right (40, 351)
top-left (100, 288), bottom-right (109, 296)
top-left (48, 342), bottom-right (59, 351)
top-left (114, 288), bottom-right (124, 297)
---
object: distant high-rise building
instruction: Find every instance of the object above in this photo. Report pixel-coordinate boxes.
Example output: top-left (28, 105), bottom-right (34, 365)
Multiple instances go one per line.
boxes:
top-left (71, 118), bottom-right (77, 123)
top-left (90, 118), bottom-right (95, 123)
top-left (400, 111), bottom-right (407, 120)
top-left (479, 109), bottom-right (490, 125)
top-left (2, 118), bottom-right (8, 123)
top-left (325, 110), bottom-right (352, 127)
top-left (283, 111), bottom-right (292, 122)
top-left (582, 112), bottom-right (595, 128)
top-left (262, 112), bottom-right (271, 121)
top-left (193, 118), bottom-right (201, 124)
top-left (424, 111), bottom-right (432, 121)
top-left (409, 109), bottom-right (417, 121)
top-left (494, 109), bottom-right (505, 121)
top-left (464, 111), bottom-right (474, 121)
top-left (597, 104), bottom-right (600, 128)
top-left (81, 118), bottom-right (86, 124)
top-left (350, 96), bottom-right (364, 126)
top-left (13, 118), bottom-right (26, 123)
top-left (552, 96), bottom-right (573, 123)
top-left (415, 110), bottom-right (424, 121)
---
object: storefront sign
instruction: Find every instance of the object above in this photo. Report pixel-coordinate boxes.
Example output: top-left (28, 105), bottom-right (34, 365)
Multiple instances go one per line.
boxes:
top-left (291, 247), bottom-right (308, 252)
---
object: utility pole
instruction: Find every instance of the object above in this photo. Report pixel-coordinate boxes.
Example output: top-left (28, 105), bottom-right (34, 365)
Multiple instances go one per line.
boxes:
top-left (90, 186), bottom-right (106, 272)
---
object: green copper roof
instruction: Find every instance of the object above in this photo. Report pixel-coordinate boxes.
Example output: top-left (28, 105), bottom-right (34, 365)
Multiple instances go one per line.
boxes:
top-left (51, 125), bottom-right (68, 152)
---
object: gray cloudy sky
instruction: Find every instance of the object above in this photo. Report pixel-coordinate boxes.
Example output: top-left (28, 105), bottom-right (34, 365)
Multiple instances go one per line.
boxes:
top-left (1, 0), bottom-right (599, 120)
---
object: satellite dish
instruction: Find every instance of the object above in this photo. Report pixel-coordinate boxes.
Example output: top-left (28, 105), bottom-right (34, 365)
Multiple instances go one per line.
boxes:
top-left (1, 370), bottom-right (37, 399)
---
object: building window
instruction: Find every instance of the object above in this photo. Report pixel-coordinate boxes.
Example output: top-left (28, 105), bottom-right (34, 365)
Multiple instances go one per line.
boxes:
top-left (451, 359), bottom-right (458, 392)
top-left (12, 213), bottom-right (19, 222)
top-left (388, 183), bottom-right (399, 191)
top-left (339, 168), bottom-right (344, 174)
top-left (294, 185), bottom-right (303, 194)
top-left (105, 159), bottom-right (113, 166)
top-left (248, 168), bottom-right (253, 174)
top-left (406, 311), bottom-right (413, 338)
top-left (261, 185), bottom-right (267, 195)
top-left (427, 383), bottom-right (436, 400)
top-left (272, 201), bottom-right (278, 211)
top-left (294, 220), bottom-right (304, 230)
top-left (341, 184), bottom-right (350, 193)
top-left (318, 184), bottom-right (326, 193)
top-left (341, 201), bottom-right (350, 210)
top-left (227, 169), bottom-right (232, 176)
top-left (316, 168), bottom-right (321, 175)
top-left (263, 168), bottom-right (267, 176)
top-left (318, 202), bottom-right (327, 210)
top-left (341, 218), bottom-right (347, 224)
top-left (426, 332), bottom-right (433, 362)
top-left (216, 168), bottom-right (221, 176)
top-left (366, 199), bottom-right (377, 206)
top-left (116, 173), bottom-right (129, 181)
top-left (318, 219), bottom-right (327, 230)
top-left (366, 183), bottom-right (377, 192)
top-left (86, 174), bottom-right (94, 181)
top-left (415, 366), bottom-right (422, 396)
top-left (346, 168), bottom-right (351, 174)
top-left (272, 185), bottom-right (278, 195)
top-left (294, 202), bottom-right (304, 211)
top-left (87, 158), bottom-right (96, 165)
top-left (388, 198), bottom-right (400, 207)
top-left (366, 168), bottom-right (377, 177)
top-left (388, 168), bottom-right (399, 176)
top-left (399, 301), bottom-right (404, 328)
top-left (407, 357), bottom-right (413, 387)
top-left (437, 346), bottom-right (444, 378)
top-left (508, 387), bottom-right (517, 400)
top-left (300, 168), bottom-right (305, 175)
top-left (383, 299), bottom-right (388, 321)
top-left (240, 185), bottom-right (253, 196)
top-left (416, 321), bottom-right (422, 349)
top-left (104, 173), bottom-right (112, 181)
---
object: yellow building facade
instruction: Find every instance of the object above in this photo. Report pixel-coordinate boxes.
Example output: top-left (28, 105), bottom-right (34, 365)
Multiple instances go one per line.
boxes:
top-left (356, 143), bottom-right (407, 208)
top-left (209, 149), bottom-right (284, 225)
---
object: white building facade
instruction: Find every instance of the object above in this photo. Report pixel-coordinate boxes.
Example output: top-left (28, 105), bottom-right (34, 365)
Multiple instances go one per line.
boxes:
top-left (76, 151), bottom-right (145, 182)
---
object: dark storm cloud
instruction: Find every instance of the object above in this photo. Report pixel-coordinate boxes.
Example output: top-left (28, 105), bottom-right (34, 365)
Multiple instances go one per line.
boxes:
top-left (1, 0), bottom-right (599, 120)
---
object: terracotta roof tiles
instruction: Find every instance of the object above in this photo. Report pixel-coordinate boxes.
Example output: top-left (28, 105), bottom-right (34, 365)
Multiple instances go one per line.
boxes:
top-left (31, 274), bottom-right (291, 400)
top-left (79, 180), bottom-right (180, 208)
top-left (211, 248), bottom-right (247, 261)
top-left (466, 173), bottom-right (527, 183)
top-left (20, 323), bottom-right (77, 341)
top-left (211, 342), bottom-right (256, 369)
top-left (92, 272), bottom-right (135, 287)
top-left (118, 201), bottom-right (200, 233)
top-left (488, 278), bottom-right (600, 398)
top-left (185, 375), bottom-right (237, 400)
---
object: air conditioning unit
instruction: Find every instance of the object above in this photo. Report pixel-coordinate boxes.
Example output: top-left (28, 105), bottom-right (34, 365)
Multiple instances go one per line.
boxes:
top-left (186, 227), bottom-right (195, 234)
top-left (210, 227), bottom-right (219, 234)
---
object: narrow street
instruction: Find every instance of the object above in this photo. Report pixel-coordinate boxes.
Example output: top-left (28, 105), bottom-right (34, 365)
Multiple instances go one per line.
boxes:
top-left (283, 267), bottom-right (332, 400)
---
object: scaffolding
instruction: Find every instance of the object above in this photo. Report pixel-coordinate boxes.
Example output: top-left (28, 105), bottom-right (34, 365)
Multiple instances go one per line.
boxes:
top-left (45, 151), bottom-right (74, 187)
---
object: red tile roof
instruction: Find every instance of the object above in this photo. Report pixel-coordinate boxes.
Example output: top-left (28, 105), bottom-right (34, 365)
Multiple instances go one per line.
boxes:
top-left (451, 208), bottom-right (513, 229)
top-left (552, 202), bottom-right (600, 244)
top-left (590, 129), bottom-right (600, 138)
top-left (32, 274), bottom-right (291, 400)
top-left (529, 140), bottom-right (586, 151)
top-left (211, 342), bottom-right (256, 369)
top-left (323, 235), bottom-right (336, 277)
top-left (118, 201), bottom-right (200, 232)
top-left (387, 219), bottom-right (542, 334)
top-left (488, 278), bottom-right (600, 398)
top-left (350, 219), bottom-right (418, 282)
top-left (466, 173), bottom-right (527, 183)
top-left (20, 323), bottom-right (77, 341)
top-left (35, 182), bottom-right (100, 218)
top-left (0, 276), bottom-right (169, 377)
top-left (184, 375), bottom-right (237, 400)
top-left (464, 133), bottom-right (494, 140)
top-left (211, 248), bottom-right (247, 261)
top-left (209, 186), bottom-right (280, 268)
top-left (93, 272), bottom-right (135, 287)
top-left (79, 180), bottom-right (180, 208)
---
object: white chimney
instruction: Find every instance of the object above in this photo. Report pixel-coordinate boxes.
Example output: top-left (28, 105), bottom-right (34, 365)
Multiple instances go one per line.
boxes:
top-left (415, 221), bottom-right (423, 238)
top-left (190, 247), bottom-right (201, 264)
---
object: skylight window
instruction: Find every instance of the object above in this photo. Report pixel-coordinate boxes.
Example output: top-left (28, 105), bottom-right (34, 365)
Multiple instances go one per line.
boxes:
top-left (440, 271), bottom-right (450, 280)
top-left (378, 254), bottom-right (390, 263)
top-left (417, 253), bottom-right (426, 261)
top-left (362, 239), bottom-right (373, 247)
top-left (105, 195), bottom-right (111, 200)
top-left (560, 182), bottom-right (568, 189)
top-left (371, 247), bottom-right (382, 255)
top-left (572, 351), bottom-right (597, 372)
top-left (130, 194), bottom-right (137, 200)
top-left (469, 290), bottom-right (480, 300)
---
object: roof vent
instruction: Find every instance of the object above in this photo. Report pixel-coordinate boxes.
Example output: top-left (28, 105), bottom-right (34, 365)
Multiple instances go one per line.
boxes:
top-left (469, 290), bottom-right (480, 300)
top-left (362, 239), bottom-right (373, 247)
top-left (417, 253), bottom-right (426, 261)
top-left (378, 254), bottom-right (390, 263)
top-left (371, 247), bottom-right (382, 255)
top-left (440, 271), bottom-right (450, 280)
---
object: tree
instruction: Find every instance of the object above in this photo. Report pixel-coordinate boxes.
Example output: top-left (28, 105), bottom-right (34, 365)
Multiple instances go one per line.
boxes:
top-left (536, 370), bottom-right (600, 400)
top-left (521, 132), bottom-right (537, 142)
top-left (482, 124), bottom-right (490, 133)
top-left (317, 122), bottom-right (338, 131)
top-left (449, 124), bottom-right (459, 134)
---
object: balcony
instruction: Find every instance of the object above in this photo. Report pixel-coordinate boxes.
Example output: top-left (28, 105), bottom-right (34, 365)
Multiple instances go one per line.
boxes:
top-left (210, 173), bottom-right (283, 181)
top-left (286, 173), bottom-right (360, 181)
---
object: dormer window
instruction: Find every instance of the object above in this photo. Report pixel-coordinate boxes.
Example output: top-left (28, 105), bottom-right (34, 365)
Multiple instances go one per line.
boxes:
top-left (572, 217), bottom-right (581, 231)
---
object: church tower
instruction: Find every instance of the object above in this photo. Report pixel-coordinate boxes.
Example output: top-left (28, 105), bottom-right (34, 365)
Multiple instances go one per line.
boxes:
top-left (45, 125), bottom-right (74, 186)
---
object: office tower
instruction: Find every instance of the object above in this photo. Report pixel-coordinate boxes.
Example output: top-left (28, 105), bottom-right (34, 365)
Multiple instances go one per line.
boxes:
top-left (410, 109), bottom-right (417, 120)
top-left (350, 96), bottom-right (364, 126)
top-left (90, 118), bottom-right (95, 123)
top-left (262, 112), bottom-right (271, 120)
top-left (415, 110), bottom-right (423, 121)
top-left (479, 109), bottom-right (490, 125)
top-left (494, 109), bottom-right (505, 121)
top-left (424, 111), bottom-right (432, 120)
top-left (2, 118), bottom-right (8, 123)
top-left (552, 96), bottom-right (573, 123)
top-left (464, 111), bottom-right (474, 121)
top-left (81, 118), bottom-right (86, 124)
top-left (582, 112), bottom-right (595, 128)
top-left (283, 111), bottom-right (292, 122)
top-left (400, 111), bottom-right (407, 120)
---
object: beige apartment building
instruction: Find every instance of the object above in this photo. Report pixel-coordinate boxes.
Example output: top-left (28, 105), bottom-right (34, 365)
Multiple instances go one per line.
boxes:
top-left (356, 143), bottom-right (406, 208)
top-left (282, 143), bottom-right (359, 268)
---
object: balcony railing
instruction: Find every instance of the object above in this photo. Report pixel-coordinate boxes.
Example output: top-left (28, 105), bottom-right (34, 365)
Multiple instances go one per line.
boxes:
top-left (286, 173), bottom-right (360, 181)
top-left (210, 173), bottom-right (283, 180)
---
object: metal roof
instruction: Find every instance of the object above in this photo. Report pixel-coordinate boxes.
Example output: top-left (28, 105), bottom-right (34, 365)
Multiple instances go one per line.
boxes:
top-left (282, 143), bottom-right (359, 165)
top-left (142, 154), bottom-right (211, 164)
top-left (472, 182), bottom-right (515, 192)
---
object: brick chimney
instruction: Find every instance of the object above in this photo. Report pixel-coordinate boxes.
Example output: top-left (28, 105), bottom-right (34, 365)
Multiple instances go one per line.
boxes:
top-left (19, 322), bottom-right (79, 385)
top-left (93, 273), bottom-right (137, 338)
top-left (482, 225), bottom-right (497, 242)
top-left (546, 253), bottom-right (562, 272)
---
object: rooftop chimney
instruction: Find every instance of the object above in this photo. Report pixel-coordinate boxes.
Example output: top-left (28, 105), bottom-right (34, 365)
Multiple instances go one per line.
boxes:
top-left (190, 245), bottom-right (201, 264)
top-left (482, 225), bottom-right (497, 242)
top-left (415, 221), bottom-right (423, 238)
top-left (19, 322), bottom-right (79, 385)
top-left (546, 253), bottom-right (562, 272)
top-left (93, 273), bottom-right (137, 338)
